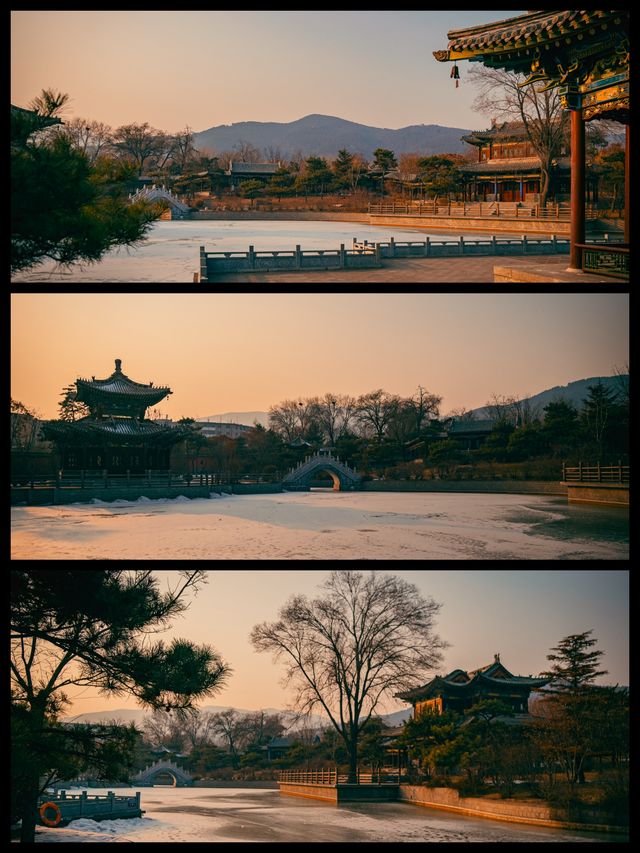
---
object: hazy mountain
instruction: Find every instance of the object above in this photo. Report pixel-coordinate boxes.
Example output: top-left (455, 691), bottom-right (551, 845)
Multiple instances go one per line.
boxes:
top-left (197, 377), bottom-right (625, 430)
top-left (63, 705), bottom-right (327, 730)
top-left (196, 411), bottom-right (269, 427)
top-left (378, 708), bottom-right (412, 726)
top-left (194, 113), bottom-right (473, 160)
top-left (468, 375), bottom-right (627, 419)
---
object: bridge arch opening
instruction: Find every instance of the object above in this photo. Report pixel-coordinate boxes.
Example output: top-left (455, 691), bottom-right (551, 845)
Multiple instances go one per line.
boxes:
top-left (151, 771), bottom-right (178, 787)
top-left (310, 468), bottom-right (342, 491)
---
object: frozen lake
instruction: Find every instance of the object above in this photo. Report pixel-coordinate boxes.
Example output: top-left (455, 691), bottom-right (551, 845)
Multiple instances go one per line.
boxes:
top-left (10, 491), bottom-right (628, 560)
top-left (31, 786), bottom-right (623, 843)
top-left (10, 219), bottom-right (494, 283)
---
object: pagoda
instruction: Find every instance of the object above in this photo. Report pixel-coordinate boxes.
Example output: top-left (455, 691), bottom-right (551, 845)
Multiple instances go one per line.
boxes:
top-left (41, 359), bottom-right (189, 474)
top-left (396, 655), bottom-right (549, 717)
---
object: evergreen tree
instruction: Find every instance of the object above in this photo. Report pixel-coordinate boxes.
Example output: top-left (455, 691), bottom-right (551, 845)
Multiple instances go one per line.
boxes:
top-left (540, 630), bottom-right (607, 692)
top-left (11, 570), bottom-right (231, 842)
top-left (417, 155), bottom-right (464, 200)
top-left (11, 89), bottom-right (161, 274)
top-left (580, 382), bottom-right (620, 459)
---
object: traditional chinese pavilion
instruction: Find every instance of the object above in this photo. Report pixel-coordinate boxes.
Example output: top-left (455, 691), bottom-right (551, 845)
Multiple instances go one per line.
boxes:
top-left (396, 655), bottom-right (549, 716)
top-left (460, 121), bottom-right (576, 203)
top-left (41, 359), bottom-right (188, 474)
top-left (434, 9), bottom-right (629, 275)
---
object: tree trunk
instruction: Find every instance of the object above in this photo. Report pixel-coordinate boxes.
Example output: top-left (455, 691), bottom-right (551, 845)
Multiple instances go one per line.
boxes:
top-left (19, 701), bottom-right (48, 844)
top-left (347, 749), bottom-right (358, 783)
top-left (539, 162), bottom-right (551, 208)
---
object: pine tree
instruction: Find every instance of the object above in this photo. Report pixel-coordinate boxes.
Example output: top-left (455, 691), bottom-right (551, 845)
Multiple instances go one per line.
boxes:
top-left (11, 570), bottom-right (231, 842)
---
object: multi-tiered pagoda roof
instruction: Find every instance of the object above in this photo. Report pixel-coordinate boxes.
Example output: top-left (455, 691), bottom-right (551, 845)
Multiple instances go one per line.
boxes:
top-left (42, 359), bottom-right (188, 450)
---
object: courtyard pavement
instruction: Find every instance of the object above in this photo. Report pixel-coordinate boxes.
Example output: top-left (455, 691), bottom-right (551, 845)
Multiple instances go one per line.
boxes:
top-left (208, 255), bottom-right (618, 284)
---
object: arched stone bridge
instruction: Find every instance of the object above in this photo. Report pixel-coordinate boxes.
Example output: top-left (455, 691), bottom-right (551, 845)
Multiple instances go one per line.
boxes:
top-left (130, 759), bottom-right (194, 787)
top-left (283, 450), bottom-right (361, 491)
top-left (128, 185), bottom-right (191, 218)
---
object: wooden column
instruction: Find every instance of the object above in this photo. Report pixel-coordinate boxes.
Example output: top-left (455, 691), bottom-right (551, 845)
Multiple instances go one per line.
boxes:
top-left (624, 124), bottom-right (630, 244)
top-left (568, 109), bottom-right (585, 271)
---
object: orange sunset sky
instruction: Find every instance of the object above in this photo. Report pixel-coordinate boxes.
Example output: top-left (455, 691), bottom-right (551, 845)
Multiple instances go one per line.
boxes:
top-left (11, 293), bottom-right (629, 422)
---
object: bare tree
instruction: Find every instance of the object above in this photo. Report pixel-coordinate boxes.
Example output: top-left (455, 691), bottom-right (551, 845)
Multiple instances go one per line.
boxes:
top-left (612, 362), bottom-right (629, 406)
top-left (143, 709), bottom-right (187, 752)
top-left (243, 711), bottom-right (285, 747)
top-left (54, 118), bottom-right (113, 165)
top-left (411, 386), bottom-right (442, 432)
top-left (175, 708), bottom-right (216, 751)
top-left (314, 393), bottom-right (359, 445)
top-left (111, 123), bottom-right (167, 175)
top-left (445, 407), bottom-right (476, 422)
top-left (263, 145), bottom-right (283, 164)
top-left (232, 139), bottom-right (262, 163)
top-left (268, 398), bottom-right (320, 442)
top-left (356, 389), bottom-right (400, 442)
top-left (250, 570), bottom-right (446, 781)
top-left (210, 709), bottom-right (251, 768)
top-left (469, 66), bottom-right (569, 207)
top-left (10, 399), bottom-right (41, 450)
top-left (173, 126), bottom-right (196, 174)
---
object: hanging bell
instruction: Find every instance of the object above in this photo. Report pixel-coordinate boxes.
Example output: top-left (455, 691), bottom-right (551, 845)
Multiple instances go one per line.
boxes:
top-left (450, 63), bottom-right (460, 88)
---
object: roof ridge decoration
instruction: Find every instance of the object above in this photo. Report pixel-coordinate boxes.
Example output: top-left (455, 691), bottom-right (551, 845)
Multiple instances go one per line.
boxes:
top-left (433, 10), bottom-right (628, 122)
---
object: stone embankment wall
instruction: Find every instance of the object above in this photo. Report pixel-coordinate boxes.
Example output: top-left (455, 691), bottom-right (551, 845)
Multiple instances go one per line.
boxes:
top-left (368, 214), bottom-right (570, 235)
top-left (278, 783), bottom-right (398, 803)
top-left (361, 480), bottom-right (567, 496)
top-left (192, 211), bottom-right (369, 222)
top-left (566, 483), bottom-right (629, 506)
top-left (398, 786), bottom-right (627, 833)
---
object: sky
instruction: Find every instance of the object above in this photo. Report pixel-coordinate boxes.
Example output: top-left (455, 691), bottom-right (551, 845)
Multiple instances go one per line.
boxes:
top-left (10, 10), bottom-right (526, 132)
top-left (10, 293), bottom-right (629, 420)
top-left (61, 569), bottom-right (629, 717)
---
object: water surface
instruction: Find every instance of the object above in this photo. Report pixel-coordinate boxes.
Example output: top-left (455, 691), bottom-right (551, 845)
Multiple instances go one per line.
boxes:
top-left (11, 220), bottom-right (495, 283)
top-left (33, 786), bottom-right (625, 843)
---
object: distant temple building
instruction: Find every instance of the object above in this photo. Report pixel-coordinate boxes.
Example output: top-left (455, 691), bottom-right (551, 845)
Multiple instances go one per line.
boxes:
top-left (460, 122), bottom-right (569, 203)
top-left (41, 359), bottom-right (188, 474)
top-left (396, 655), bottom-right (549, 716)
top-left (226, 161), bottom-right (281, 191)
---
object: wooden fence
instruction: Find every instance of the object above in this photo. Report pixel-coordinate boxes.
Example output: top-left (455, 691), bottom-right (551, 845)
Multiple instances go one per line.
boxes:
top-left (278, 768), bottom-right (401, 785)
top-left (562, 462), bottom-right (629, 484)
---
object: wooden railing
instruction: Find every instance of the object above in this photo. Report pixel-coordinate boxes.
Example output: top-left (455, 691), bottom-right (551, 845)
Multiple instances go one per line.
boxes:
top-left (278, 768), bottom-right (401, 785)
top-left (577, 243), bottom-right (629, 280)
top-left (367, 201), bottom-right (594, 220)
top-left (562, 462), bottom-right (629, 484)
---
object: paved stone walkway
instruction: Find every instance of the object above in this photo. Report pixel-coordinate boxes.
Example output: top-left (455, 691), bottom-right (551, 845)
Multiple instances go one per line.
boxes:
top-left (209, 255), bottom-right (617, 284)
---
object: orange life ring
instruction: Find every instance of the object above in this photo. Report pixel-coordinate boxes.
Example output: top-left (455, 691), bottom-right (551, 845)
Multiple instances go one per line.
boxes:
top-left (39, 801), bottom-right (62, 827)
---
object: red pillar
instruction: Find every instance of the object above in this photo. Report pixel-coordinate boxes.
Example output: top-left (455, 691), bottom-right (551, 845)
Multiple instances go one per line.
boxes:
top-left (624, 124), bottom-right (630, 244)
top-left (568, 109), bottom-right (585, 271)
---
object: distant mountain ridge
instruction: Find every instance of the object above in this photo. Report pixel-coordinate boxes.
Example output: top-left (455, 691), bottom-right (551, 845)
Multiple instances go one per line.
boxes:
top-left (197, 377), bottom-right (625, 430)
top-left (194, 113), bottom-right (473, 160)
top-left (63, 704), bottom-right (406, 729)
top-left (468, 375), bottom-right (626, 419)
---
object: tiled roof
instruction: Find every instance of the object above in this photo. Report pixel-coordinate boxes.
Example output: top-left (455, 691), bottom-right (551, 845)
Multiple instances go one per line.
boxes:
top-left (435, 10), bottom-right (617, 59)
top-left (41, 417), bottom-right (188, 445)
top-left (460, 156), bottom-right (570, 175)
top-left (448, 419), bottom-right (495, 434)
top-left (76, 359), bottom-right (171, 406)
top-left (396, 659), bottom-right (549, 701)
top-left (227, 162), bottom-right (280, 175)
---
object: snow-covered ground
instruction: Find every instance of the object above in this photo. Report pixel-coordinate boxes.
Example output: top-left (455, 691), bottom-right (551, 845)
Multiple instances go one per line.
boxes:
top-left (25, 786), bottom-right (622, 843)
top-left (11, 491), bottom-right (628, 560)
